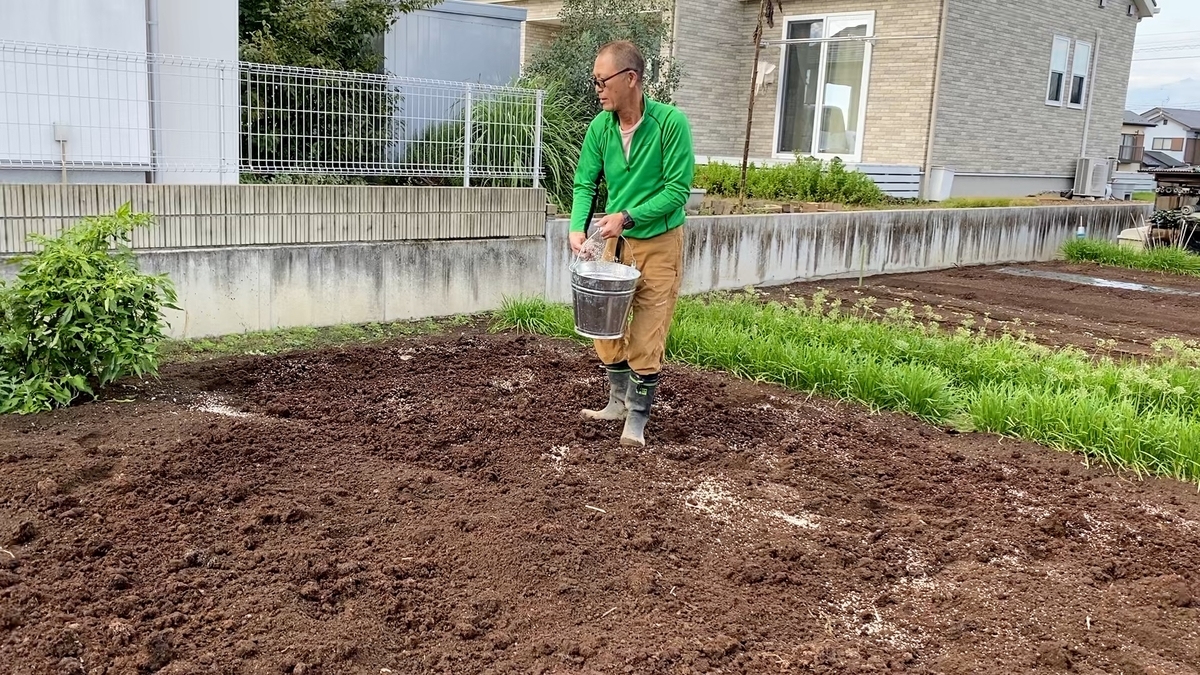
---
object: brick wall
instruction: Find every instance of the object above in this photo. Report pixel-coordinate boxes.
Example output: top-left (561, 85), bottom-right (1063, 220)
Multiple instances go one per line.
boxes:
top-left (674, 0), bottom-right (941, 166)
top-left (523, 21), bottom-right (561, 63)
top-left (932, 0), bottom-right (1140, 177)
top-left (671, 0), bottom-right (758, 159)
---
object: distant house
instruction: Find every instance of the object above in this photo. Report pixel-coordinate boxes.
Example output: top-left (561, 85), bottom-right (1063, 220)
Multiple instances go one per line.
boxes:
top-left (1139, 107), bottom-right (1200, 167)
top-left (469, 0), bottom-right (1158, 198)
top-left (1118, 111), bottom-right (1154, 172)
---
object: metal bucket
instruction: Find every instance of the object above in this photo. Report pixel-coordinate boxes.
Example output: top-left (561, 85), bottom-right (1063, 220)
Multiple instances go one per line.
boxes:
top-left (571, 259), bottom-right (641, 339)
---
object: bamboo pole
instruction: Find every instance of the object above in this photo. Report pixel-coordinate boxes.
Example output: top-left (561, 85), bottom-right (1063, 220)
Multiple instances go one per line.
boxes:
top-left (737, 0), bottom-right (769, 214)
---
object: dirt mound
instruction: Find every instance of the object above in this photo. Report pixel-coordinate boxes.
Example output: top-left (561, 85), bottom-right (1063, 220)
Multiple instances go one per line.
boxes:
top-left (2, 331), bottom-right (1200, 674)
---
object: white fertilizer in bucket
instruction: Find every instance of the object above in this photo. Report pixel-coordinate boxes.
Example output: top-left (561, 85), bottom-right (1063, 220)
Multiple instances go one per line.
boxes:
top-left (570, 234), bottom-right (640, 339)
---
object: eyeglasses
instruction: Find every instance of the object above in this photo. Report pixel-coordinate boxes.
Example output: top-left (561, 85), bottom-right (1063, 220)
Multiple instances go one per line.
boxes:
top-left (592, 68), bottom-right (634, 91)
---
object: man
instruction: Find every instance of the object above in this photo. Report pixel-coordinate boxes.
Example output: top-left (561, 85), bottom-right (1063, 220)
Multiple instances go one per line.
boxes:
top-left (569, 40), bottom-right (694, 448)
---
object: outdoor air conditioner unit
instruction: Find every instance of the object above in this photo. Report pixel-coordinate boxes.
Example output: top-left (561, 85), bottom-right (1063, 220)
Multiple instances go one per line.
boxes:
top-left (1073, 157), bottom-right (1111, 197)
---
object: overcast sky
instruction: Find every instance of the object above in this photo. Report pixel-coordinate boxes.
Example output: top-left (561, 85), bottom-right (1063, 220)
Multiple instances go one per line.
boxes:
top-left (1126, 0), bottom-right (1200, 112)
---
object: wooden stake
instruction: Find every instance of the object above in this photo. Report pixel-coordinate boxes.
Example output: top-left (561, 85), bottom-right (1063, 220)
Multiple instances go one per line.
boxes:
top-left (738, 0), bottom-right (771, 213)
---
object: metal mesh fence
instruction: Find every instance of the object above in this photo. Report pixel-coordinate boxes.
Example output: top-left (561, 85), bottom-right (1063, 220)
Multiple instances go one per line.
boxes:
top-left (0, 40), bottom-right (543, 184)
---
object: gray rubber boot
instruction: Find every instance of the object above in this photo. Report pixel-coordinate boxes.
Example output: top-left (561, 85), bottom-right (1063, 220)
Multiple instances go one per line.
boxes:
top-left (620, 372), bottom-right (659, 447)
top-left (582, 364), bottom-right (631, 421)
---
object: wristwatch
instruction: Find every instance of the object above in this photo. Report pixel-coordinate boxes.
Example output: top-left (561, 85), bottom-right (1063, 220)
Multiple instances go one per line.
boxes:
top-left (620, 210), bottom-right (633, 229)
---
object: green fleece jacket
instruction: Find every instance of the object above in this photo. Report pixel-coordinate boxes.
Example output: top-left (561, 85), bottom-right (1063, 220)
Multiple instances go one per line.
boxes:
top-left (569, 97), bottom-right (695, 240)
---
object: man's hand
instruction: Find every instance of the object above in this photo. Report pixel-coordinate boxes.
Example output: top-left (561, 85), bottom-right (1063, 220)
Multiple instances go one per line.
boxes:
top-left (597, 212), bottom-right (626, 239)
top-left (569, 231), bottom-right (587, 255)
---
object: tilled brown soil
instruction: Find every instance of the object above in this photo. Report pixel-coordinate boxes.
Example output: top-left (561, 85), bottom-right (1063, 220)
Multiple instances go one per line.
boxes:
top-left (763, 262), bottom-right (1200, 356)
top-left (3, 331), bottom-right (1200, 675)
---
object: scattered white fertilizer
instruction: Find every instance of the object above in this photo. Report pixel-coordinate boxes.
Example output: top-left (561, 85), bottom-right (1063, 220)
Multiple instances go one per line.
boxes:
top-left (491, 368), bottom-right (535, 393)
top-left (681, 476), bottom-right (822, 533)
top-left (541, 445), bottom-right (569, 472)
top-left (769, 510), bottom-right (819, 529)
top-left (192, 394), bottom-right (250, 418)
top-left (828, 590), bottom-right (923, 651)
top-left (1136, 502), bottom-right (1199, 531)
top-left (682, 478), bottom-right (740, 523)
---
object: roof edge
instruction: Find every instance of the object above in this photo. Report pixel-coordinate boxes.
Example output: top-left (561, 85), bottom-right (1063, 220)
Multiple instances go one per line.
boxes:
top-left (1132, 0), bottom-right (1159, 20)
top-left (421, 0), bottom-right (528, 22)
top-left (1146, 108), bottom-right (1200, 132)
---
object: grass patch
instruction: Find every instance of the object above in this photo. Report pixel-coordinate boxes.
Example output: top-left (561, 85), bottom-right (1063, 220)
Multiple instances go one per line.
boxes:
top-left (497, 294), bottom-right (1200, 482)
top-left (1134, 191), bottom-right (1156, 203)
top-left (937, 197), bottom-right (1040, 209)
top-left (162, 315), bottom-right (473, 363)
top-left (1062, 239), bottom-right (1200, 277)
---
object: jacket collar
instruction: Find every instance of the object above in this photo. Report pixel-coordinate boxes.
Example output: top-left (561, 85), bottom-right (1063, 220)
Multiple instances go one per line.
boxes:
top-left (609, 94), bottom-right (650, 126)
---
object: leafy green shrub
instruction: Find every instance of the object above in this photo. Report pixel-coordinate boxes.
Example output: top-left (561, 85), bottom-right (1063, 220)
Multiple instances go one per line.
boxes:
top-left (693, 158), bottom-right (885, 206)
top-left (0, 204), bottom-right (178, 413)
top-left (524, 0), bottom-right (681, 119)
top-left (1063, 238), bottom-right (1200, 277)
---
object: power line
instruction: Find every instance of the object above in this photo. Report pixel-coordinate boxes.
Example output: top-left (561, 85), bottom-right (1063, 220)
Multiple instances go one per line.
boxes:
top-left (1127, 102), bottom-right (1200, 109)
top-left (1134, 42), bottom-right (1200, 53)
top-left (1131, 54), bottom-right (1200, 62)
top-left (1138, 29), bottom-right (1200, 39)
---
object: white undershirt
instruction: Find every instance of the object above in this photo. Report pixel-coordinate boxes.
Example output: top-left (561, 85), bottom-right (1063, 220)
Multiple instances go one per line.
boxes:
top-left (620, 116), bottom-right (643, 160)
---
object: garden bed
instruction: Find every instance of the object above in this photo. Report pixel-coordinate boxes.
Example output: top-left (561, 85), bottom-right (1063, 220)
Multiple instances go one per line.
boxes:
top-left (763, 261), bottom-right (1200, 357)
top-left (3, 329), bottom-right (1200, 674)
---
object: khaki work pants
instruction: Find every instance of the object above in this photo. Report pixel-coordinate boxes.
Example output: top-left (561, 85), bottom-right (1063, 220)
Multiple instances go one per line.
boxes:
top-left (595, 226), bottom-right (684, 375)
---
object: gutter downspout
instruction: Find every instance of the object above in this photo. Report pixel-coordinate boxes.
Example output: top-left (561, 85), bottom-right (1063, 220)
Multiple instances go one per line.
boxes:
top-left (145, 0), bottom-right (161, 183)
top-left (921, 0), bottom-right (950, 200)
top-left (669, 0), bottom-right (680, 62)
top-left (1080, 29), bottom-right (1101, 158)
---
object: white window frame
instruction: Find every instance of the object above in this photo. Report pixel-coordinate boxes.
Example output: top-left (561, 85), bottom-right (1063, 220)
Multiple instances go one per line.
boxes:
top-left (1067, 39), bottom-right (1092, 109)
top-left (771, 11), bottom-right (876, 163)
top-left (1045, 35), bottom-right (1071, 107)
top-left (1152, 137), bottom-right (1184, 152)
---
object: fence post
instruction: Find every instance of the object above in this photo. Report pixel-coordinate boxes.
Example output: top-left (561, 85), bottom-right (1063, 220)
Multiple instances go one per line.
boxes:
top-left (533, 89), bottom-right (544, 190)
top-left (463, 84), bottom-right (473, 188)
top-left (217, 63), bottom-right (227, 178)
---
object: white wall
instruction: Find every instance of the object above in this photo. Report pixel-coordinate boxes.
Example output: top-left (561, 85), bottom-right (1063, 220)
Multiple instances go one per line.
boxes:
top-left (0, 0), bottom-right (146, 50)
top-left (1142, 117), bottom-right (1192, 163)
top-left (154, 0), bottom-right (239, 184)
top-left (0, 0), bottom-right (238, 185)
top-left (0, 0), bottom-right (152, 174)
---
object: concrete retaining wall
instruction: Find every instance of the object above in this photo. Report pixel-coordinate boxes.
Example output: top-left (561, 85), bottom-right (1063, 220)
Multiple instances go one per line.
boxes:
top-left (545, 204), bottom-right (1144, 303)
top-left (0, 199), bottom-right (1149, 339)
top-left (141, 238), bottom-right (546, 337)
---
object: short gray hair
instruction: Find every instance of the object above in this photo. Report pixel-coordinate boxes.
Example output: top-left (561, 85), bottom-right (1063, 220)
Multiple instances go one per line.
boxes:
top-left (598, 40), bottom-right (645, 80)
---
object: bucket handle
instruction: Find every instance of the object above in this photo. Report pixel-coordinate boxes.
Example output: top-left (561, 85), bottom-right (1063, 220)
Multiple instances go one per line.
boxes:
top-left (570, 228), bottom-right (638, 273)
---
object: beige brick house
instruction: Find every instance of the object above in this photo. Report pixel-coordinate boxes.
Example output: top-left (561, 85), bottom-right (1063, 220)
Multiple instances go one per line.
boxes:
top-left (470, 0), bottom-right (1158, 197)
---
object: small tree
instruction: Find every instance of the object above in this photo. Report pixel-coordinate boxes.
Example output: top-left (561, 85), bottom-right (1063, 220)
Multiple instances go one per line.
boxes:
top-left (738, 0), bottom-right (784, 211)
top-left (238, 0), bottom-right (438, 182)
top-left (0, 205), bottom-right (178, 414)
top-left (525, 0), bottom-right (681, 117)
top-left (239, 0), bottom-right (437, 72)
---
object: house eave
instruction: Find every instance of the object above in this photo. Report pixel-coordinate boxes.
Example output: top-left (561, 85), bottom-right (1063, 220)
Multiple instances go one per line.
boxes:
top-left (1132, 0), bottom-right (1159, 19)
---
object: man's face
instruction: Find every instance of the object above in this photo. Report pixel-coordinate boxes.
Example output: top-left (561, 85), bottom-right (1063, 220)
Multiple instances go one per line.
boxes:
top-left (593, 52), bottom-right (637, 112)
